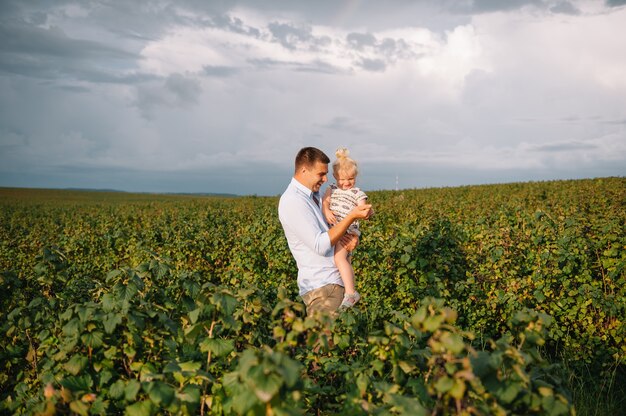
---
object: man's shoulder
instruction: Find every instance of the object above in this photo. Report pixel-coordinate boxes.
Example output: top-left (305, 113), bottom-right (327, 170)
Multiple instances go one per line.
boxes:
top-left (279, 184), bottom-right (305, 209)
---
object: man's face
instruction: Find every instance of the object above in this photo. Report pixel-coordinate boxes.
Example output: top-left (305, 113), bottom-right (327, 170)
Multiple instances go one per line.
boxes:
top-left (302, 161), bottom-right (328, 192)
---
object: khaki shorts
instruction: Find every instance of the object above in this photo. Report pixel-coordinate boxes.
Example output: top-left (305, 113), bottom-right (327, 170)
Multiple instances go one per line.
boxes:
top-left (301, 284), bottom-right (345, 317)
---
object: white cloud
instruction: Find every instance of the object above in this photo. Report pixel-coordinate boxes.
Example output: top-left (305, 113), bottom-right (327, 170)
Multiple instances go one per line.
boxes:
top-left (473, 5), bottom-right (626, 90)
top-left (137, 11), bottom-right (492, 99)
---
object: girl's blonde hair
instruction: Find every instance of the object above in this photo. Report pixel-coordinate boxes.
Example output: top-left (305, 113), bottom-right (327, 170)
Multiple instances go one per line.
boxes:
top-left (332, 147), bottom-right (358, 176)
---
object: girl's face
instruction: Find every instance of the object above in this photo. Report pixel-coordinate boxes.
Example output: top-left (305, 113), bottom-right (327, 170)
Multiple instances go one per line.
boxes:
top-left (334, 168), bottom-right (357, 190)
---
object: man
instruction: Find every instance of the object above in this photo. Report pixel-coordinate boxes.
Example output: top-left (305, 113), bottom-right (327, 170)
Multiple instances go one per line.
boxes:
top-left (278, 147), bottom-right (372, 316)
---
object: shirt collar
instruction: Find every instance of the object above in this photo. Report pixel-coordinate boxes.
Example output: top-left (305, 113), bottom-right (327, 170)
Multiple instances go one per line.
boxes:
top-left (291, 177), bottom-right (320, 205)
top-left (291, 177), bottom-right (313, 197)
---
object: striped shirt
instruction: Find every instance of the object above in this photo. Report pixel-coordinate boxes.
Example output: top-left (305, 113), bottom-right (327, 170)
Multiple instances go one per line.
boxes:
top-left (328, 184), bottom-right (368, 236)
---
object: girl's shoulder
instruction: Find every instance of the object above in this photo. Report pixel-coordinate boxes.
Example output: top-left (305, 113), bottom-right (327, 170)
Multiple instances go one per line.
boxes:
top-left (350, 187), bottom-right (368, 201)
top-left (347, 186), bottom-right (365, 194)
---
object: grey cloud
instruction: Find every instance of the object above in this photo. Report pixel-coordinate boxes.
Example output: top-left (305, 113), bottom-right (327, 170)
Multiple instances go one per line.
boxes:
top-left (606, 0), bottom-right (626, 6)
top-left (602, 118), bottom-right (626, 125)
top-left (550, 2), bottom-right (580, 15)
top-left (357, 58), bottom-right (386, 72)
top-left (210, 14), bottom-right (262, 38)
top-left (165, 74), bottom-right (201, 104)
top-left (248, 58), bottom-right (345, 74)
top-left (268, 22), bottom-right (314, 50)
top-left (55, 85), bottom-right (91, 93)
top-left (0, 23), bottom-right (134, 60)
top-left (0, 21), bottom-right (149, 84)
top-left (293, 60), bottom-right (346, 74)
top-left (345, 32), bottom-right (417, 68)
top-left (134, 74), bottom-right (202, 118)
top-left (469, 0), bottom-right (542, 13)
top-left (203, 65), bottom-right (238, 77)
top-left (347, 32), bottom-right (377, 50)
top-left (28, 11), bottom-right (47, 25)
top-left (530, 141), bottom-right (598, 153)
top-left (266, 21), bottom-right (332, 53)
top-left (379, 38), bottom-right (400, 55)
top-left (446, 0), bottom-right (543, 14)
top-left (318, 116), bottom-right (370, 136)
top-left (108, 28), bottom-right (157, 42)
top-left (0, 53), bottom-right (156, 85)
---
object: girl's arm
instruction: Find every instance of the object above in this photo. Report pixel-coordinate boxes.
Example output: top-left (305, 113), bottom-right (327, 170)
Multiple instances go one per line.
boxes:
top-left (322, 187), bottom-right (337, 225)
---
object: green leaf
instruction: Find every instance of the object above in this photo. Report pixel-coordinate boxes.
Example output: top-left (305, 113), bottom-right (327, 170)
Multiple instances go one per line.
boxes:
top-left (64, 354), bottom-right (88, 375)
top-left (398, 360), bottom-right (415, 374)
top-left (212, 292), bottom-right (238, 315)
top-left (178, 361), bottom-right (202, 373)
top-left (163, 362), bottom-right (181, 373)
top-left (277, 355), bottom-right (301, 388)
top-left (470, 351), bottom-right (495, 378)
top-left (102, 293), bottom-right (117, 313)
top-left (386, 394), bottom-right (428, 415)
top-left (188, 308), bottom-right (201, 324)
top-left (107, 269), bottom-right (123, 281)
top-left (103, 313), bottom-right (123, 334)
top-left (110, 379), bottom-right (126, 400)
top-left (70, 400), bottom-right (90, 416)
top-left (449, 379), bottom-right (466, 400)
top-left (440, 332), bottom-right (465, 354)
top-left (249, 366), bottom-right (281, 402)
top-left (124, 400), bottom-right (153, 416)
top-left (356, 372), bottom-right (369, 397)
top-left (199, 338), bottom-right (234, 358)
top-left (125, 379), bottom-right (141, 401)
top-left (434, 376), bottom-right (454, 394)
top-left (423, 314), bottom-right (445, 332)
top-left (178, 385), bottom-right (201, 403)
top-left (497, 383), bottom-right (520, 404)
top-left (81, 331), bottom-right (104, 349)
top-left (62, 318), bottom-right (81, 337)
top-left (60, 375), bottom-right (93, 392)
top-left (143, 381), bottom-right (175, 406)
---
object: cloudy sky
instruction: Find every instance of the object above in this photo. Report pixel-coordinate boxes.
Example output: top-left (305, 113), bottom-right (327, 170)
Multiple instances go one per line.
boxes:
top-left (1, 0), bottom-right (625, 196)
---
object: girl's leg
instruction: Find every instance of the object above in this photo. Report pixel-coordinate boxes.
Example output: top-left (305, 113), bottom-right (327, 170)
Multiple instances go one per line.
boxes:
top-left (335, 243), bottom-right (355, 295)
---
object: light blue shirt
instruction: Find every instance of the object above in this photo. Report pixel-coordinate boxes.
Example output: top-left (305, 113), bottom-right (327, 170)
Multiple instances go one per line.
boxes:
top-left (278, 178), bottom-right (342, 296)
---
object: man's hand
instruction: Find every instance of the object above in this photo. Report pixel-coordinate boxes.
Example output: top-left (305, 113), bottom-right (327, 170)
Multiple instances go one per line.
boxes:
top-left (339, 233), bottom-right (359, 251)
top-left (349, 204), bottom-right (372, 221)
top-left (327, 203), bottom-right (372, 247)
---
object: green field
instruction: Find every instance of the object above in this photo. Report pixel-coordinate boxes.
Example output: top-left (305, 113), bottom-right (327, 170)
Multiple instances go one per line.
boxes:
top-left (1, 178), bottom-right (624, 415)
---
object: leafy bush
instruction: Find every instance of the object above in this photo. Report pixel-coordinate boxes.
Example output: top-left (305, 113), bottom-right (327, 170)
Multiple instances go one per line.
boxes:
top-left (1, 178), bottom-right (624, 414)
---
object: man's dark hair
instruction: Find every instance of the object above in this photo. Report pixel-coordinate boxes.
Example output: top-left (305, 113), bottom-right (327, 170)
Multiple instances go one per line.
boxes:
top-left (295, 147), bottom-right (330, 172)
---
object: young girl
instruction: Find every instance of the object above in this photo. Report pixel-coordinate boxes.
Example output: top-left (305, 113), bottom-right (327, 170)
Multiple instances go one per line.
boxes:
top-left (322, 147), bottom-right (369, 308)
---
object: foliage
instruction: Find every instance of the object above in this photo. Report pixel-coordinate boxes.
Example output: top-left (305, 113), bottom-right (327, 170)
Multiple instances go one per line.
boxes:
top-left (1, 178), bottom-right (624, 414)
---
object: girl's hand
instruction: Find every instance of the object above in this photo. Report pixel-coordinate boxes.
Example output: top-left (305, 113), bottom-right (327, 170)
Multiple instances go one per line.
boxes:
top-left (325, 211), bottom-right (337, 225)
top-left (340, 233), bottom-right (359, 251)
